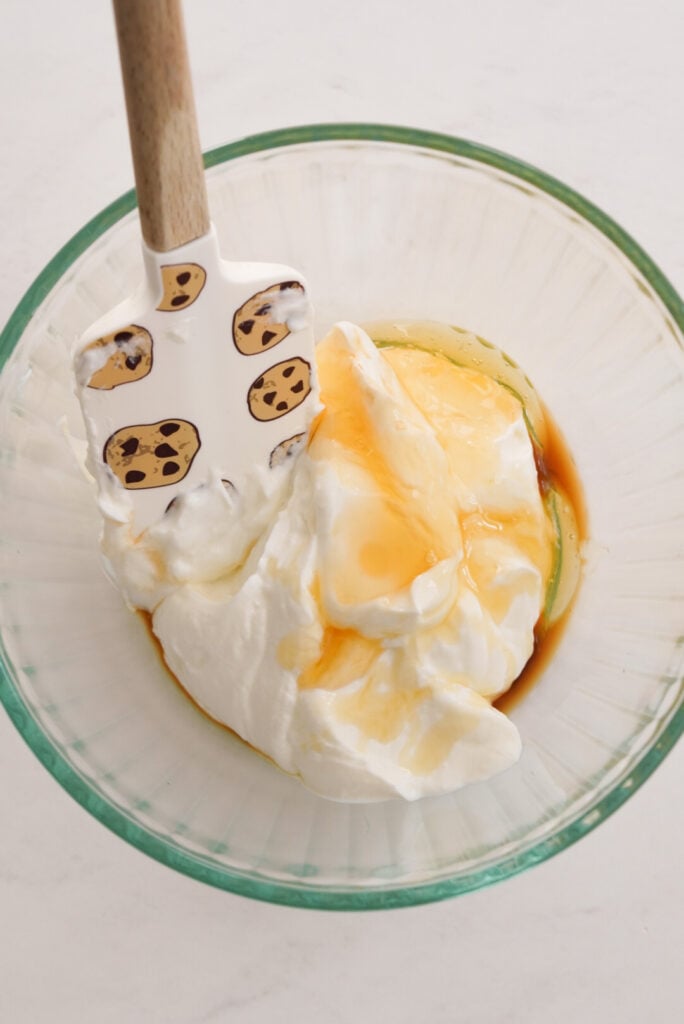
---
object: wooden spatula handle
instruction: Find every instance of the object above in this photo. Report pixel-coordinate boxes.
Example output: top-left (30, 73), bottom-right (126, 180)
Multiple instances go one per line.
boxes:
top-left (112, 0), bottom-right (210, 252)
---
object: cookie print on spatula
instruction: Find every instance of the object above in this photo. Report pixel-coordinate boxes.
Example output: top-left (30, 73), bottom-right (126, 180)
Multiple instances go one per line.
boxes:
top-left (73, 0), bottom-right (316, 536)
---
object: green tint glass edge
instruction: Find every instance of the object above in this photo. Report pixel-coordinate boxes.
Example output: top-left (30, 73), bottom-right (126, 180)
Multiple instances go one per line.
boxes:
top-left (0, 123), bottom-right (682, 911)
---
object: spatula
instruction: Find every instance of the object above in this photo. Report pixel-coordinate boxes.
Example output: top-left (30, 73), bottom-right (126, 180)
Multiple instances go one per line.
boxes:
top-left (74, 0), bottom-right (316, 534)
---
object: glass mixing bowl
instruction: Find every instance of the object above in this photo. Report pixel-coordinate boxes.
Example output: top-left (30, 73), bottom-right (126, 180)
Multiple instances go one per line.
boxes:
top-left (1, 125), bottom-right (682, 909)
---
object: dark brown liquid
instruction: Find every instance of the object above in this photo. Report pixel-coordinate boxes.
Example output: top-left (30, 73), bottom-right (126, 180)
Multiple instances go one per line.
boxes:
top-left (535, 400), bottom-right (589, 541)
top-left (495, 613), bottom-right (569, 715)
top-left (495, 403), bottom-right (587, 714)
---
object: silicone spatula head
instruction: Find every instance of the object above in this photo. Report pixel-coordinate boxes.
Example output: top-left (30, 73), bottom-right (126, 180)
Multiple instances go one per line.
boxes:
top-left (73, 0), bottom-right (317, 534)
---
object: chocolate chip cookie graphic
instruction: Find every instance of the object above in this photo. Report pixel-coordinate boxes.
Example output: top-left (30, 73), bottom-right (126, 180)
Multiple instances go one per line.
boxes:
top-left (104, 419), bottom-right (200, 489)
top-left (156, 263), bottom-right (206, 311)
top-left (248, 357), bottom-right (312, 422)
top-left (269, 432), bottom-right (306, 468)
top-left (78, 325), bottom-right (152, 390)
top-left (232, 280), bottom-right (305, 356)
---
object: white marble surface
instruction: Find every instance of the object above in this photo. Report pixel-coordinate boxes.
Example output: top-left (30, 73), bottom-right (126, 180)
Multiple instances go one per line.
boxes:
top-left (1, 1), bottom-right (682, 1021)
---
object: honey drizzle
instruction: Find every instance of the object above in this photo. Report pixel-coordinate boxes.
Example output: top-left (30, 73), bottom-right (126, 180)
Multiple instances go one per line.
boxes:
top-left (137, 329), bottom-right (588, 740)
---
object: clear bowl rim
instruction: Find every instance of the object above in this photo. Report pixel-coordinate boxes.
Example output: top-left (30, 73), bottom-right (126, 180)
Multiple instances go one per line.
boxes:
top-left (1, 122), bottom-right (682, 911)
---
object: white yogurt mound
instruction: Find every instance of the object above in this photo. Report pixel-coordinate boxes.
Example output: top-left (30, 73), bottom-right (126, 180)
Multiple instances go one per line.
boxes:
top-left (102, 323), bottom-right (554, 801)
